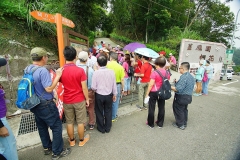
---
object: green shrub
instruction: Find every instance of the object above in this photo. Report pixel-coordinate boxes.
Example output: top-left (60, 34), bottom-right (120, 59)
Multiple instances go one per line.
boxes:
top-left (88, 31), bottom-right (95, 47)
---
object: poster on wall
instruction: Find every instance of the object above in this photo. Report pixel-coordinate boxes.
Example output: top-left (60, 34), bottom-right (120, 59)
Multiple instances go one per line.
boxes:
top-left (178, 39), bottom-right (227, 81)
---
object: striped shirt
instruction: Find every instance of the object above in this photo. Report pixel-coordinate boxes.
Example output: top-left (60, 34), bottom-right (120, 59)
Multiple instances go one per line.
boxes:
top-left (175, 72), bottom-right (195, 95)
top-left (91, 67), bottom-right (117, 96)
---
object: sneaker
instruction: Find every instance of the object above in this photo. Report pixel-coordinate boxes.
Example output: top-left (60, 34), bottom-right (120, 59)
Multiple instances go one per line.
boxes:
top-left (179, 126), bottom-right (186, 130)
top-left (89, 125), bottom-right (94, 130)
top-left (193, 93), bottom-right (199, 96)
top-left (158, 126), bottom-right (162, 129)
top-left (136, 105), bottom-right (142, 111)
top-left (148, 125), bottom-right (154, 129)
top-left (172, 122), bottom-right (185, 130)
top-left (68, 138), bottom-right (76, 147)
top-left (112, 118), bottom-right (117, 122)
top-left (172, 122), bottom-right (179, 128)
top-left (44, 148), bottom-right (52, 155)
top-left (52, 148), bottom-right (71, 160)
top-left (79, 134), bottom-right (90, 147)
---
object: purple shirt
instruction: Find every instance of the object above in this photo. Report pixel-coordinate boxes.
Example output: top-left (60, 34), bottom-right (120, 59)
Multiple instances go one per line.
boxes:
top-left (91, 67), bottom-right (117, 96)
top-left (0, 89), bottom-right (6, 118)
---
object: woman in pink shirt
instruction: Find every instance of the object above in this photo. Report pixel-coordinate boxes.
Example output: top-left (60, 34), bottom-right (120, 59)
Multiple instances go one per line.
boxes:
top-left (169, 53), bottom-right (176, 65)
top-left (122, 54), bottom-right (131, 96)
top-left (145, 57), bottom-right (170, 128)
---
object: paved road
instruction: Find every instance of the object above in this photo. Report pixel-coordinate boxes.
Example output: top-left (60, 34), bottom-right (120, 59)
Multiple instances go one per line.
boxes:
top-left (18, 75), bottom-right (240, 160)
top-left (94, 37), bottom-right (121, 48)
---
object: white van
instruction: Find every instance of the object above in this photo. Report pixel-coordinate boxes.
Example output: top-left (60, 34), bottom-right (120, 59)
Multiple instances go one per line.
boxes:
top-left (220, 69), bottom-right (232, 80)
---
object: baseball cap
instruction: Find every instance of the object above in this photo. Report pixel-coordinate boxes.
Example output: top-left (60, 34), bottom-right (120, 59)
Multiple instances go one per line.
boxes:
top-left (169, 53), bottom-right (173, 56)
top-left (0, 58), bottom-right (7, 67)
top-left (78, 51), bottom-right (88, 61)
top-left (30, 47), bottom-right (51, 57)
top-left (158, 51), bottom-right (166, 56)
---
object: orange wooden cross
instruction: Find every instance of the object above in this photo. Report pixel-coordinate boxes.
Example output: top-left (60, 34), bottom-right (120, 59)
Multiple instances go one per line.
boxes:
top-left (30, 11), bottom-right (75, 67)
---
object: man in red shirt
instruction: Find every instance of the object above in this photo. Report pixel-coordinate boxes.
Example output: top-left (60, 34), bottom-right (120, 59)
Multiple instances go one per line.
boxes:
top-left (134, 55), bottom-right (152, 110)
top-left (60, 46), bottom-right (90, 147)
top-left (134, 54), bottom-right (142, 74)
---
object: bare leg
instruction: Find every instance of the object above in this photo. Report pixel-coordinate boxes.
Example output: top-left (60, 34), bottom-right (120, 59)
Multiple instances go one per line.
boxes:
top-left (67, 124), bottom-right (74, 140)
top-left (77, 123), bottom-right (85, 140)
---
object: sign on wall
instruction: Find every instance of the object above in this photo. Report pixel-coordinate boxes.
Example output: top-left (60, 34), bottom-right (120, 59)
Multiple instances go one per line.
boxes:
top-left (178, 39), bottom-right (227, 81)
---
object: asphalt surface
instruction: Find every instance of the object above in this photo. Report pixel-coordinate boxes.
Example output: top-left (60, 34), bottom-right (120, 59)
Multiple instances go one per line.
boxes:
top-left (18, 75), bottom-right (240, 160)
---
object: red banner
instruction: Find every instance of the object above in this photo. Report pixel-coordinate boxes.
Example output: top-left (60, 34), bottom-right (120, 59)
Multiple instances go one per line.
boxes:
top-left (50, 69), bottom-right (64, 119)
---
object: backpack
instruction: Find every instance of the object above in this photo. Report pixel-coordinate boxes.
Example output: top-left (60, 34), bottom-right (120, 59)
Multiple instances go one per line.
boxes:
top-left (125, 64), bottom-right (134, 77)
top-left (155, 70), bottom-right (172, 100)
top-left (16, 66), bottom-right (41, 109)
top-left (202, 71), bottom-right (208, 82)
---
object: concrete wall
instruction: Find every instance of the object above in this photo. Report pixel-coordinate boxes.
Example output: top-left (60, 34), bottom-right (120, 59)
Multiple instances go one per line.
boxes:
top-left (179, 39), bottom-right (227, 81)
top-left (0, 43), bottom-right (58, 115)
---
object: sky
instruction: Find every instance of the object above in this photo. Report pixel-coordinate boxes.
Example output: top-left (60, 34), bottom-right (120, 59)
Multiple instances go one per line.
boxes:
top-left (222, 0), bottom-right (240, 49)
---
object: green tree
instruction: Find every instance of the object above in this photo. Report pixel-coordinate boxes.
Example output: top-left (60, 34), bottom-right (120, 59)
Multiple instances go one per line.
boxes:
top-left (188, 1), bottom-right (234, 46)
top-left (233, 48), bottom-right (240, 65)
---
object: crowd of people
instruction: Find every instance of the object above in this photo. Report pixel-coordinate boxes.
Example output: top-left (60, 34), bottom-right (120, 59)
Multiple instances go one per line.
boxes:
top-left (0, 40), bottom-right (198, 160)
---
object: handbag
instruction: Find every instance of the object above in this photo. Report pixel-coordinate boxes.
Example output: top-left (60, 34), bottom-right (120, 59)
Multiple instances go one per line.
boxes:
top-left (175, 94), bottom-right (192, 105)
top-left (22, 94), bottom-right (40, 110)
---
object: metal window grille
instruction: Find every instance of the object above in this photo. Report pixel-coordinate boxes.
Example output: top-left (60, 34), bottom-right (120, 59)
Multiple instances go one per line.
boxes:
top-left (18, 113), bottom-right (38, 136)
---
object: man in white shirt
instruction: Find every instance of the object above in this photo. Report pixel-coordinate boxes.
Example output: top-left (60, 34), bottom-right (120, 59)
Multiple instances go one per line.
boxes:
top-left (76, 48), bottom-right (97, 70)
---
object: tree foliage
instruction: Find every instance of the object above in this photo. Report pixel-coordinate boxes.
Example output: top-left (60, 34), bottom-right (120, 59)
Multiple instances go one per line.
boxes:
top-left (0, 0), bottom-right (111, 47)
top-left (110, 0), bottom-right (235, 48)
top-left (189, 1), bottom-right (234, 46)
top-left (233, 48), bottom-right (240, 65)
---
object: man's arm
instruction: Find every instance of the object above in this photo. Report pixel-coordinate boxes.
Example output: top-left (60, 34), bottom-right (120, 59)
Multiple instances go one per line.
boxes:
top-left (0, 120), bottom-right (9, 137)
top-left (45, 68), bottom-right (63, 93)
top-left (172, 76), bottom-right (186, 93)
top-left (112, 74), bottom-right (117, 102)
top-left (171, 86), bottom-right (177, 92)
top-left (134, 73), bottom-right (144, 77)
top-left (81, 80), bottom-right (89, 107)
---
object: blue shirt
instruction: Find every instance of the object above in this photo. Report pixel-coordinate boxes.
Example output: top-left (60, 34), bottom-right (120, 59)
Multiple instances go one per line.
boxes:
top-left (175, 72), bottom-right (195, 95)
top-left (77, 64), bottom-right (94, 89)
top-left (195, 66), bottom-right (204, 81)
top-left (26, 65), bottom-right (54, 100)
top-left (206, 65), bottom-right (213, 79)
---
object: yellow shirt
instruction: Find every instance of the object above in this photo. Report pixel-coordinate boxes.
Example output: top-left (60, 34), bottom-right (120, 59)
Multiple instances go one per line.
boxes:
top-left (107, 61), bottom-right (125, 83)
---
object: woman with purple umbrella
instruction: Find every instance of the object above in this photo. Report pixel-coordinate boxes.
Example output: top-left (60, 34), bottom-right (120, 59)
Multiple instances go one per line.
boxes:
top-left (123, 42), bottom-right (146, 52)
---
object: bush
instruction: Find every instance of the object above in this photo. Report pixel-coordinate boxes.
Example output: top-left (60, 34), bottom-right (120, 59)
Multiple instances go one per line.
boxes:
top-left (88, 31), bottom-right (95, 47)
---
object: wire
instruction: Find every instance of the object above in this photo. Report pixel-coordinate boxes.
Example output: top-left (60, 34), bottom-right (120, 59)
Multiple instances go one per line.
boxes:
top-left (149, 0), bottom-right (185, 15)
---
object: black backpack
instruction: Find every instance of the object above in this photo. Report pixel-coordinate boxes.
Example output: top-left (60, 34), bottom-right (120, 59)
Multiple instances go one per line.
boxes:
top-left (155, 70), bottom-right (172, 100)
top-left (125, 65), bottom-right (134, 77)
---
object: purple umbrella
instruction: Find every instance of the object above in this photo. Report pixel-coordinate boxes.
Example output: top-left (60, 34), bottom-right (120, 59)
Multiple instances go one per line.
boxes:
top-left (123, 42), bottom-right (146, 52)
